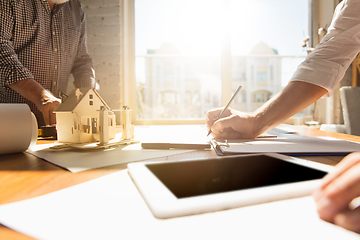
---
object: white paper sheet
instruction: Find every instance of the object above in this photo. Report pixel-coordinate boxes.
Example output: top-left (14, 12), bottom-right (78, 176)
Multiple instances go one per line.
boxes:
top-left (28, 125), bottom-right (210, 173)
top-left (214, 133), bottom-right (360, 155)
top-left (0, 170), bottom-right (358, 240)
top-left (0, 104), bottom-right (37, 155)
top-left (28, 143), bottom-right (194, 173)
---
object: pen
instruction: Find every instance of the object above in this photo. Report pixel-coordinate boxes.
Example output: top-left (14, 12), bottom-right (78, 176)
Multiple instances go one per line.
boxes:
top-left (141, 142), bottom-right (211, 150)
top-left (207, 85), bottom-right (242, 136)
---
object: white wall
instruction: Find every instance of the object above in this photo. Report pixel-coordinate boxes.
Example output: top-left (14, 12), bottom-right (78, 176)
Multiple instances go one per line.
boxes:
top-left (79, 0), bottom-right (122, 112)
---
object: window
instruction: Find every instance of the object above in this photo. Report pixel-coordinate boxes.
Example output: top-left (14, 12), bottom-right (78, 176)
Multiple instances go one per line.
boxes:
top-left (252, 91), bottom-right (272, 104)
top-left (131, 0), bottom-right (309, 124)
top-left (81, 117), bottom-right (90, 133)
top-left (91, 118), bottom-right (97, 134)
top-left (256, 71), bottom-right (267, 82)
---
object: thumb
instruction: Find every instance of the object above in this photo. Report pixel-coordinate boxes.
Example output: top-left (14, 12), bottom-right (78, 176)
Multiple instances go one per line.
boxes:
top-left (212, 115), bottom-right (237, 133)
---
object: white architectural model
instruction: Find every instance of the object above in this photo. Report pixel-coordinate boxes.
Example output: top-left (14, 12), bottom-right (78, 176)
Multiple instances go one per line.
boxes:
top-left (54, 88), bottom-right (116, 144)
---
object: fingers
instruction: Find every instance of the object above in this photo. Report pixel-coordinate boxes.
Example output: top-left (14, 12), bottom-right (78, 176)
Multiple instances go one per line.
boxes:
top-left (205, 108), bottom-right (231, 133)
top-left (211, 115), bottom-right (238, 135)
top-left (42, 100), bottom-right (61, 126)
top-left (42, 106), bottom-right (53, 126)
top-left (208, 126), bottom-right (242, 139)
top-left (334, 207), bottom-right (360, 233)
top-left (205, 109), bottom-right (218, 130)
top-left (42, 104), bottom-right (50, 126)
top-left (205, 108), bottom-right (260, 139)
top-left (319, 152), bottom-right (360, 191)
top-left (316, 162), bottom-right (360, 222)
top-left (212, 116), bottom-right (258, 139)
top-left (48, 105), bottom-right (58, 125)
top-left (313, 152), bottom-right (360, 231)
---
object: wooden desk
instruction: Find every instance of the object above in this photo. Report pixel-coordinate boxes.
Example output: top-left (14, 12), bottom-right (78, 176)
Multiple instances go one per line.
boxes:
top-left (0, 126), bottom-right (359, 239)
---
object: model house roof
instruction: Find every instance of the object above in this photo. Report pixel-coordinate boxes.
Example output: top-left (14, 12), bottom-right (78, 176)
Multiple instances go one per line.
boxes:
top-left (54, 88), bottom-right (110, 112)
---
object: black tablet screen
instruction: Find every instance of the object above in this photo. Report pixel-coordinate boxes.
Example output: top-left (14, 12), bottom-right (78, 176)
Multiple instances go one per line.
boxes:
top-left (146, 155), bottom-right (327, 199)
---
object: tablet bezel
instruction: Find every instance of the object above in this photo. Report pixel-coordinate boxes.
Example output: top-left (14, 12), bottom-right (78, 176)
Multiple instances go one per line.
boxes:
top-left (128, 153), bottom-right (333, 219)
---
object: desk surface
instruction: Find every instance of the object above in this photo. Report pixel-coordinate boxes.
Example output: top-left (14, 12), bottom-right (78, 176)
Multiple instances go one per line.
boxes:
top-left (0, 126), bottom-right (359, 239)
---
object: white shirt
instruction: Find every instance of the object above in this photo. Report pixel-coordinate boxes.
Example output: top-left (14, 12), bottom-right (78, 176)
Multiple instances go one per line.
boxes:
top-left (290, 0), bottom-right (360, 97)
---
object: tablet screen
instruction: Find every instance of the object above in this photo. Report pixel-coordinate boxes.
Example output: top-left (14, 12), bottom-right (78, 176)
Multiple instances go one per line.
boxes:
top-left (146, 155), bottom-right (327, 199)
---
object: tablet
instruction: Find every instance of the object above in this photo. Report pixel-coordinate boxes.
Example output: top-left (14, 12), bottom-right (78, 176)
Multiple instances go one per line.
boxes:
top-left (128, 153), bottom-right (332, 219)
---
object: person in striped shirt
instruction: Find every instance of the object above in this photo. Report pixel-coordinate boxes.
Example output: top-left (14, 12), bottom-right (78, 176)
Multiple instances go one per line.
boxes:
top-left (0, 0), bottom-right (96, 127)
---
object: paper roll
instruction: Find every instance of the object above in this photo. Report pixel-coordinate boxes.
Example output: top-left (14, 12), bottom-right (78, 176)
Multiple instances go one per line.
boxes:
top-left (0, 104), bottom-right (38, 155)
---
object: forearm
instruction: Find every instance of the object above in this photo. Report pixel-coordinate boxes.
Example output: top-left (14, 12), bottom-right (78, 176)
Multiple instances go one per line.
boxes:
top-left (253, 81), bottom-right (327, 134)
top-left (9, 78), bottom-right (61, 125)
top-left (9, 78), bottom-right (48, 108)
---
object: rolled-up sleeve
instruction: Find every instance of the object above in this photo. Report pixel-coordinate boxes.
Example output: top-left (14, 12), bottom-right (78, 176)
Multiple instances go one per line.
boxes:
top-left (0, 0), bottom-right (33, 88)
top-left (290, 0), bottom-right (360, 97)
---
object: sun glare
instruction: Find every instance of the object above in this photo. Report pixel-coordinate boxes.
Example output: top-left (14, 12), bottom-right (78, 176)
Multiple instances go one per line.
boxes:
top-left (136, 0), bottom-right (307, 56)
top-left (157, 0), bottom-right (222, 56)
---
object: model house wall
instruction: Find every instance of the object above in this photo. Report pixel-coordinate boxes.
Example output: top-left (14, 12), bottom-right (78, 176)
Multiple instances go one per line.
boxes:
top-left (55, 88), bottom-right (116, 143)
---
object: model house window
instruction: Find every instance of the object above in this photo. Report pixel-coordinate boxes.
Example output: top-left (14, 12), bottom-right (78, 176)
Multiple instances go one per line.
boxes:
top-left (132, 0), bottom-right (309, 123)
top-left (81, 117), bottom-right (90, 134)
top-left (91, 118), bottom-right (97, 133)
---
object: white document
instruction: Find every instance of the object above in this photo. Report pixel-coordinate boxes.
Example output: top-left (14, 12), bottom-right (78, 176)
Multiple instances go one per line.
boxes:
top-left (212, 133), bottom-right (360, 156)
top-left (0, 170), bottom-right (358, 240)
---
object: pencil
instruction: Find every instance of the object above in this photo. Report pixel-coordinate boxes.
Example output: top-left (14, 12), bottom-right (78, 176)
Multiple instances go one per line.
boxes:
top-left (207, 85), bottom-right (242, 136)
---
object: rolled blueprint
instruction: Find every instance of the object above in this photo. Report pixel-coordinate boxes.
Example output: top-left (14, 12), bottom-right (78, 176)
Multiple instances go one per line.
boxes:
top-left (0, 104), bottom-right (38, 155)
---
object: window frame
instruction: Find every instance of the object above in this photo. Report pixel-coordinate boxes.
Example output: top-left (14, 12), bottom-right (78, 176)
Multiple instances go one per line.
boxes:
top-left (121, 0), bottom-right (233, 125)
top-left (121, 0), bottom-right (335, 125)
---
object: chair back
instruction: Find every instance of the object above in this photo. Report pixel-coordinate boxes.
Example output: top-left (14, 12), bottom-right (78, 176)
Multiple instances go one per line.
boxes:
top-left (340, 86), bottom-right (360, 136)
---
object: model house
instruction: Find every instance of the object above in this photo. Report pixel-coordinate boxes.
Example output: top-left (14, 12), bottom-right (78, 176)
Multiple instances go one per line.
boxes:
top-left (54, 88), bottom-right (116, 143)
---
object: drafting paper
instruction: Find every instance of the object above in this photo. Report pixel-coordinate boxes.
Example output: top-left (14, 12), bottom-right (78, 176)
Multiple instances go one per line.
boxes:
top-left (0, 170), bottom-right (358, 240)
top-left (28, 142), bottom-right (193, 173)
top-left (28, 125), bottom-right (210, 173)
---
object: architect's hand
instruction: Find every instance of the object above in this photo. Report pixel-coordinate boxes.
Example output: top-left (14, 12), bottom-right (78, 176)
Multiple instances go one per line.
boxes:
top-left (205, 108), bottom-right (260, 139)
top-left (38, 90), bottom-right (61, 125)
top-left (9, 78), bottom-right (61, 125)
top-left (313, 152), bottom-right (360, 233)
top-left (205, 81), bottom-right (327, 140)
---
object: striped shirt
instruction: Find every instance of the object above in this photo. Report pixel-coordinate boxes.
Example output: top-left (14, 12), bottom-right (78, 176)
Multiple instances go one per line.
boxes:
top-left (0, 0), bottom-right (95, 126)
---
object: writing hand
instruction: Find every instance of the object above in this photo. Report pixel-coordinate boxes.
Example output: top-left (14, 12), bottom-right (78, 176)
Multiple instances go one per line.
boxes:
top-left (205, 107), bottom-right (260, 139)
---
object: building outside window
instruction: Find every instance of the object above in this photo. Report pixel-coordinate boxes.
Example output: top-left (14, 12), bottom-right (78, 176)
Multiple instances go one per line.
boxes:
top-left (133, 0), bottom-right (309, 123)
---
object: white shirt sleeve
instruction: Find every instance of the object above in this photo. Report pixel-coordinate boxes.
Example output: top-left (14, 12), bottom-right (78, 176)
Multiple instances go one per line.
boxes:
top-left (290, 0), bottom-right (360, 97)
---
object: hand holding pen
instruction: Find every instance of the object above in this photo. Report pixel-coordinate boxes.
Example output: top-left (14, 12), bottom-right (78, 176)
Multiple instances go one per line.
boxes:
top-left (207, 85), bottom-right (242, 136)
